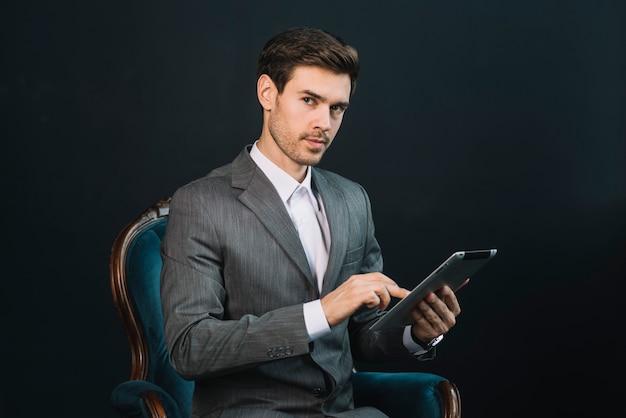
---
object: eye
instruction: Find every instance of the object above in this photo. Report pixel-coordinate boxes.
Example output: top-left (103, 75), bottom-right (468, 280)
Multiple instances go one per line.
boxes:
top-left (330, 104), bottom-right (346, 114)
top-left (303, 97), bottom-right (314, 105)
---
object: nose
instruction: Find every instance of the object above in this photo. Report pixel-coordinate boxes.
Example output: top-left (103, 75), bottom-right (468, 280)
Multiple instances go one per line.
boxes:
top-left (312, 106), bottom-right (332, 132)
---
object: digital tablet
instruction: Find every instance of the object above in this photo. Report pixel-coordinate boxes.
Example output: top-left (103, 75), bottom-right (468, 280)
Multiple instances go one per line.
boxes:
top-left (368, 249), bottom-right (497, 331)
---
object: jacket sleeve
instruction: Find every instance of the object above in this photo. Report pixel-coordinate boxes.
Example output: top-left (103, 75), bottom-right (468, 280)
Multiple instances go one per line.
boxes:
top-left (160, 184), bottom-right (312, 380)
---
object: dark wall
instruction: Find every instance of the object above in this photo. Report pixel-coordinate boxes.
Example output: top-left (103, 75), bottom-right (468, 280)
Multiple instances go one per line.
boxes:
top-left (3, 1), bottom-right (625, 417)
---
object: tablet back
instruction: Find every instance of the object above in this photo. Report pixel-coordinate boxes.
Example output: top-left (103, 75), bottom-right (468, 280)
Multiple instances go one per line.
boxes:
top-left (369, 249), bottom-right (497, 331)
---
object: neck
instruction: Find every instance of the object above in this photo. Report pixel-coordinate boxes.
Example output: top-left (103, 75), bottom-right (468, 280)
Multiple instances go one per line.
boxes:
top-left (256, 137), bottom-right (308, 183)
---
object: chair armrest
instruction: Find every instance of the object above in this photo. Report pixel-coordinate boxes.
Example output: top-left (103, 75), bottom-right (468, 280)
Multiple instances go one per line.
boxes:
top-left (352, 371), bottom-right (461, 418)
top-left (111, 380), bottom-right (183, 418)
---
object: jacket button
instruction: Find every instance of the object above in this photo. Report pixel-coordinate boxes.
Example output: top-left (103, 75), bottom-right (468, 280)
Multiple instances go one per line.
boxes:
top-left (312, 387), bottom-right (322, 398)
top-left (267, 346), bottom-right (294, 358)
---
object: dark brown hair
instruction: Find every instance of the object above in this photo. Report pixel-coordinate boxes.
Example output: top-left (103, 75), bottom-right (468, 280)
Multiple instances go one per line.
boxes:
top-left (257, 27), bottom-right (360, 95)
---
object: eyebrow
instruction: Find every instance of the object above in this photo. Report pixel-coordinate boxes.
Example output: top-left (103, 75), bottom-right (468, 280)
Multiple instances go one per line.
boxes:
top-left (301, 89), bottom-right (350, 109)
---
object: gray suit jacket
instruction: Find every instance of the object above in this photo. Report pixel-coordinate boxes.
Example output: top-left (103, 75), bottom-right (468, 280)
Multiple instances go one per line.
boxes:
top-left (161, 146), bottom-right (420, 418)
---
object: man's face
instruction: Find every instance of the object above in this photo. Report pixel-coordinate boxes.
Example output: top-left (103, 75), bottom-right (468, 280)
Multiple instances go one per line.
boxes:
top-left (266, 65), bottom-right (351, 170)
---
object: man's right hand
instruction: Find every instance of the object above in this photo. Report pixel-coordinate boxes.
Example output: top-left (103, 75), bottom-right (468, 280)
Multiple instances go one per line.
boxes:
top-left (320, 272), bottom-right (410, 327)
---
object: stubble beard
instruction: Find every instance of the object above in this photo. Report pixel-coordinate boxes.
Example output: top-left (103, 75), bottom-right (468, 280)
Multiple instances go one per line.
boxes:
top-left (268, 121), bottom-right (326, 167)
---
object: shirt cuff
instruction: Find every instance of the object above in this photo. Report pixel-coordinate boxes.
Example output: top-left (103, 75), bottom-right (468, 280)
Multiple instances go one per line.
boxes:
top-left (403, 325), bottom-right (429, 355)
top-left (303, 300), bottom-right (331, 342)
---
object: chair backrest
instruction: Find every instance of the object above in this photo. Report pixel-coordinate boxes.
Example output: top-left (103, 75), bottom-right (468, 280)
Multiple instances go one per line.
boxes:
top-left (110, 198), bottom-right (193, 417)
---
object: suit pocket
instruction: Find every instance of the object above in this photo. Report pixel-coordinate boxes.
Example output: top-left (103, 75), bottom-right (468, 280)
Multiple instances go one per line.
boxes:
top-left (342, 245), bottom-right (364, 267)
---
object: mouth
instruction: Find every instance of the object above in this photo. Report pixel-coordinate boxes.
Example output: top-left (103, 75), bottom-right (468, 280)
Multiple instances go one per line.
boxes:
top-left (304, 137), bottom-right (326, 144)
top-left (302, 132), bottom-right (329, 145)
top-left (303, 137), bottom-right (327, 151)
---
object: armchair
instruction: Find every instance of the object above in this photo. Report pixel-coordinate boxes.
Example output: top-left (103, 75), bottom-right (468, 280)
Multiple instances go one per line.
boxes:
top-left (109, 198), bottom-right (461, 418)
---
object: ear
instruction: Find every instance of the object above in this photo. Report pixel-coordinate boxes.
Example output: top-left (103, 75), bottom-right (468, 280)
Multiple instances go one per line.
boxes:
top-left (257, 74), bottom-right (276, 111)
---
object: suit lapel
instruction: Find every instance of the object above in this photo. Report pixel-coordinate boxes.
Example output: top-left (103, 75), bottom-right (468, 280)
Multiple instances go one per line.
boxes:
top-left (232, 148), bottom-right (316, 289)
top-left (230, 147), bottom-right (352, 296)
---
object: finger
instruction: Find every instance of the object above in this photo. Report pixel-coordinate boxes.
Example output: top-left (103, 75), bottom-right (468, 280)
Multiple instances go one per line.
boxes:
top-left (387, 284), bottom-right (411, 299)
top-left (454, 278), bottom-right (470, 292)
top-left (365, 292), bottom-right (381, 309)
top-left (410, 310), bottom-right (437, 338)
top-left (366, 273), bottom-right (410, 303)
top-left (371, 273), bottom-right (406, 291)
top-left (410, 307), bottom-right (427, 323)
top-left (437, 287), bottom-right (462, 316)
top-left (425, 293), bottom-right (458, 322)
top-left (417, 299), bottom-right (455, 332)
top-left (374, 284), bottom-right (393, 310)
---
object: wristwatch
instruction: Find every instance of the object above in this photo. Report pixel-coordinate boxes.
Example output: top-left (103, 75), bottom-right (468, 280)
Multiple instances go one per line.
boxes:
top-left (420, 334), bottom-right (444, 350)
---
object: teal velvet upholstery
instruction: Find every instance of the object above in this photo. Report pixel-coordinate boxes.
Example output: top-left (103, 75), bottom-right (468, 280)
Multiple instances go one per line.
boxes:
top-left (110, 200), bottom-right (460, 418)
top-left (353, 372), bottom-right (449, 418)
top-left (111, 212), bottom-right (194, 418)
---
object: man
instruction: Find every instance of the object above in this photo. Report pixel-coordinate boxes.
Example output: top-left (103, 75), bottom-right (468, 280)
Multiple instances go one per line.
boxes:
top-left (161, 27), bottom-right (462, 418)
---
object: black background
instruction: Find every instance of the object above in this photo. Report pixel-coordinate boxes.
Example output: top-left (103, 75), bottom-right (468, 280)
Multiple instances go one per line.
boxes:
top-left (2, 1), bottom-right (625, 417)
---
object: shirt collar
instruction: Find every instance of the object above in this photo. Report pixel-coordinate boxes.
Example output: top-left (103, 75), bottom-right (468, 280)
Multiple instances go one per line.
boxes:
top-left (249, 141), bottom-right (315, 206)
